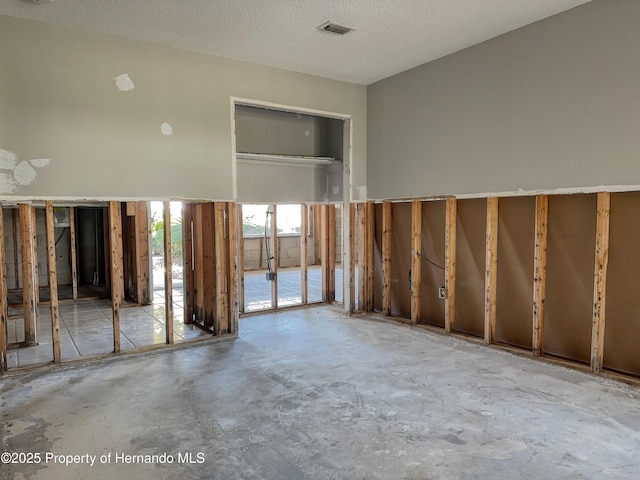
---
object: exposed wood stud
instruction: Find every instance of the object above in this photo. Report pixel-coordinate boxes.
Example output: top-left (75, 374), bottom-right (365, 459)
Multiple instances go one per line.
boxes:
top-left (31, 206), bottom-right (39, 306)
top-left (445, 198), bottom-right (457, 334)
top-left (357, 204), bottom-right (367, 311)
top-left (591, 191), bottom-right (611, 372)
top-left (202, 203), bottom-right (215, 328)
top-left (314, 205), bottom-right (322, 265)
top-left (12, 209), bottom-right (19, 290)
top-left (365, 202), bottom-right (375, 312)
top-left (45, 202), bottom-right (61, 362)
top-left (193, 204), bottom-right (204, 322)
top-left (19, 204), bottom-right (36, 344)
top-left (484, 197), bottom-right (499, 345)
top-left (270, 205), bottom-right (278, 309)
top-left (227, 202), bottom-right (239, 335)
top-left (182, 203), bottom-right (194, 324)
top-left (237, 204), bottom-right (245, 314)
top-left (135, 202), bottom-right (151, 305)
top-left (163, 201), bottom-right (174, 345)
top-left (321, 205), bottom-right (329, 302)
top-left (215, 202), bottom-right (228, 334)
top-left (410, 200), bottom-right (422, 324)
top-left (382, 201), bottom-right (392, 316)
top-left (69, 207), bottom-right (78, 300)
top-left (301, 204), bottom-right (309, 304)
top-left (0, 207), bottom-right (8, 371)
top-left (109, 201), bottom-right (123, 354)
top-left (328, 205), bottom-right (337, 302)
top-left (349, 203), bottom-right (356, 313)
top-left (532, 195), bottom-right (549, 356)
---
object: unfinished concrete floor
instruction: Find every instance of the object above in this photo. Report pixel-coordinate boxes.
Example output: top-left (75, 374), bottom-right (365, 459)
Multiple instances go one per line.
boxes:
top-left (2, 307), bottom-right (640, 479)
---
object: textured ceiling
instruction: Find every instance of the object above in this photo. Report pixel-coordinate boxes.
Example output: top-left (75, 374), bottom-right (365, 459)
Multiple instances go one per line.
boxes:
top-left (0, 0), bottom-right (591, 85)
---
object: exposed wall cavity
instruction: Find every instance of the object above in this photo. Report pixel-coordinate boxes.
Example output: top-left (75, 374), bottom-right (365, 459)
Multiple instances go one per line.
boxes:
top-left (454, 199), bottom-right (485, 338)
top-left (419, 201), bottom-right (445, 328)
top-left (234, 105), bottom-right (345, 203)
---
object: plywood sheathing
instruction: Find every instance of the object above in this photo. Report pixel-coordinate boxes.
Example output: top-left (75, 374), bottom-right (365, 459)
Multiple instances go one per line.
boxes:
top-left (390, 202), bottom-right (412, 319)
top-left (604, 192), bottom-right (640, 376)
top-left (495, 196), bottom-right (534, 350)
top-left (544, 194), bottom-right (596, 364)
top-left (419, 200), bottom-right (445, 328)
top-left (227, 202), bottom-right (240, 334)
top-left (453, 199), bottom-right (486, 338)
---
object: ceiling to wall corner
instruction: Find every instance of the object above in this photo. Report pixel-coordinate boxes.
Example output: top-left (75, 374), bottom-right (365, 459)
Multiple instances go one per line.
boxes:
top-left (0, 0), bottom-right (591, 85)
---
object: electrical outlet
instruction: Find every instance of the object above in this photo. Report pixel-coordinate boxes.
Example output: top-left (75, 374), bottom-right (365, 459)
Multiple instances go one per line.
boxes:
top-left (438, 286), bottom-right (446, 299)
top-left (266, 271), bottom-right (276, 281)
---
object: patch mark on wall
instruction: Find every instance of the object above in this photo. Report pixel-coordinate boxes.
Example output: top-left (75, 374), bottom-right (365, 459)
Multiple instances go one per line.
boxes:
top-left (161, 122), bottom-right (173, 136)
top-left (113, 73), bottom-right (135, 92)
top-left (0, 149), bottom-right (51, 193)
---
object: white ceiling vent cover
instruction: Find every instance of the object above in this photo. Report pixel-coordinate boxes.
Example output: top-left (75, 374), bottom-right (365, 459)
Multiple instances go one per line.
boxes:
top-left (317, 22), bottom-right (354, 35)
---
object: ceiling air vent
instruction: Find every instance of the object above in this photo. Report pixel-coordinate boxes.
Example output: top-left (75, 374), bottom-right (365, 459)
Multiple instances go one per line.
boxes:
top-left (318, 21), bottom-right (354, 35)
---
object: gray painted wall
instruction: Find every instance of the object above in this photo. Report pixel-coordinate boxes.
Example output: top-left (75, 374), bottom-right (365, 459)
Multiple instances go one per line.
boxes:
top-left (367, 0), bottom-right (640, 200)
top-left (0, 15), bottom-right (366, 201)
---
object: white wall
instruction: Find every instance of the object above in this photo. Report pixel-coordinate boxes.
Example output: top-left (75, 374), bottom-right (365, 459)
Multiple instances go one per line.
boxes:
top-left (367, 0), bottom-right (640, 200)
top-left (0, 16), bottom-right (366, 201)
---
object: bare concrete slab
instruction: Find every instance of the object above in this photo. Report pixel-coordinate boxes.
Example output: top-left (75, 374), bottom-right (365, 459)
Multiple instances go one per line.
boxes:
top-left (2, 306), bottom-right (640, 479)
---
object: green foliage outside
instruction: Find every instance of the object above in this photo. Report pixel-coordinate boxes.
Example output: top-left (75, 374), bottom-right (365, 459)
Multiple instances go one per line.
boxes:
top-left (150, 214), bottom-right (183, 263)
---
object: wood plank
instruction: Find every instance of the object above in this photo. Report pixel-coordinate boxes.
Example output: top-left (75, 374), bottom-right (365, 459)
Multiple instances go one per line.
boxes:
top-left (382, 201), bottom-right (392, 316)
top-left (69, 207), bottom-right (78, 300)
top-left (321, 205), bottom-right (329, 302)
top-left (270, 205), bottom-right (278, 309)
top-left (125, 202), bottom-right (136, 216)
top-left (227, 202), bottom-right (239, 334)
top-left (349, 203), bottom-right (356, 313)
top-left (193, 203), bottom-right (204, 322)
top-left (45, 202), bottom-right (61, 362)
top-left (357, 204), bottom-right (367, 311)
top-left (202, 203), bottom-right (215, 328)
top-left (328, 205), bottom-right (337, 302)
top-left (109, 201), bottom-right (123, 354)
top-left (182, 203), bottom-right (194, 324)
top-left (532, 195), bottom-right (549, 356)
top-left (237, 204), bottom-right (245, 314)
top-left (300, 204), bottom-right (308, 304)
top-left (0, 207), bottom-right (7, 371)
top-left (215, 202), bottom-right (228, 333)
top-left (31, 206), bottom-right (39, 306)
top-left (591, 191), bottom-right (611, 372)
top-left (19, 204), bottom-right (36, 344)
top-left (163, 201), bottom-right (174, 345)
top-left (12, 209), bottom-right (19, 289)
top-left (410, 200), bottom-right (422, 324)
top-left (365, 202), bottom-right (375, 312)
top-left (484, 197), bottom-right (499, 345)
top-left (444, 198), bottom-right (457, 334)
top-left (135, 202), bottom-right (150, 305)
top-left (314, 205), bottom-right (322, 265)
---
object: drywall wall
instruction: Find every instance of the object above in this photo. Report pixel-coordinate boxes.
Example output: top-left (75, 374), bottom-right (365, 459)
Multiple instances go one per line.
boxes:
top-left (237, 163), bottom-right (327, 203)
top-left (0, 15), bottom-right (365, 201)
top-left (495, 197), bottom-right (534, 349)
top-left (544, 194), bottom-right (595, 364)
top-left (454, 199), bottom-right (485, 338)
top-left (367, 0), bottom-right (640, 199)
top-left (604, 192), bottom-right (640, 376)
top-left (419, 201), bottom-right (445, 328)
